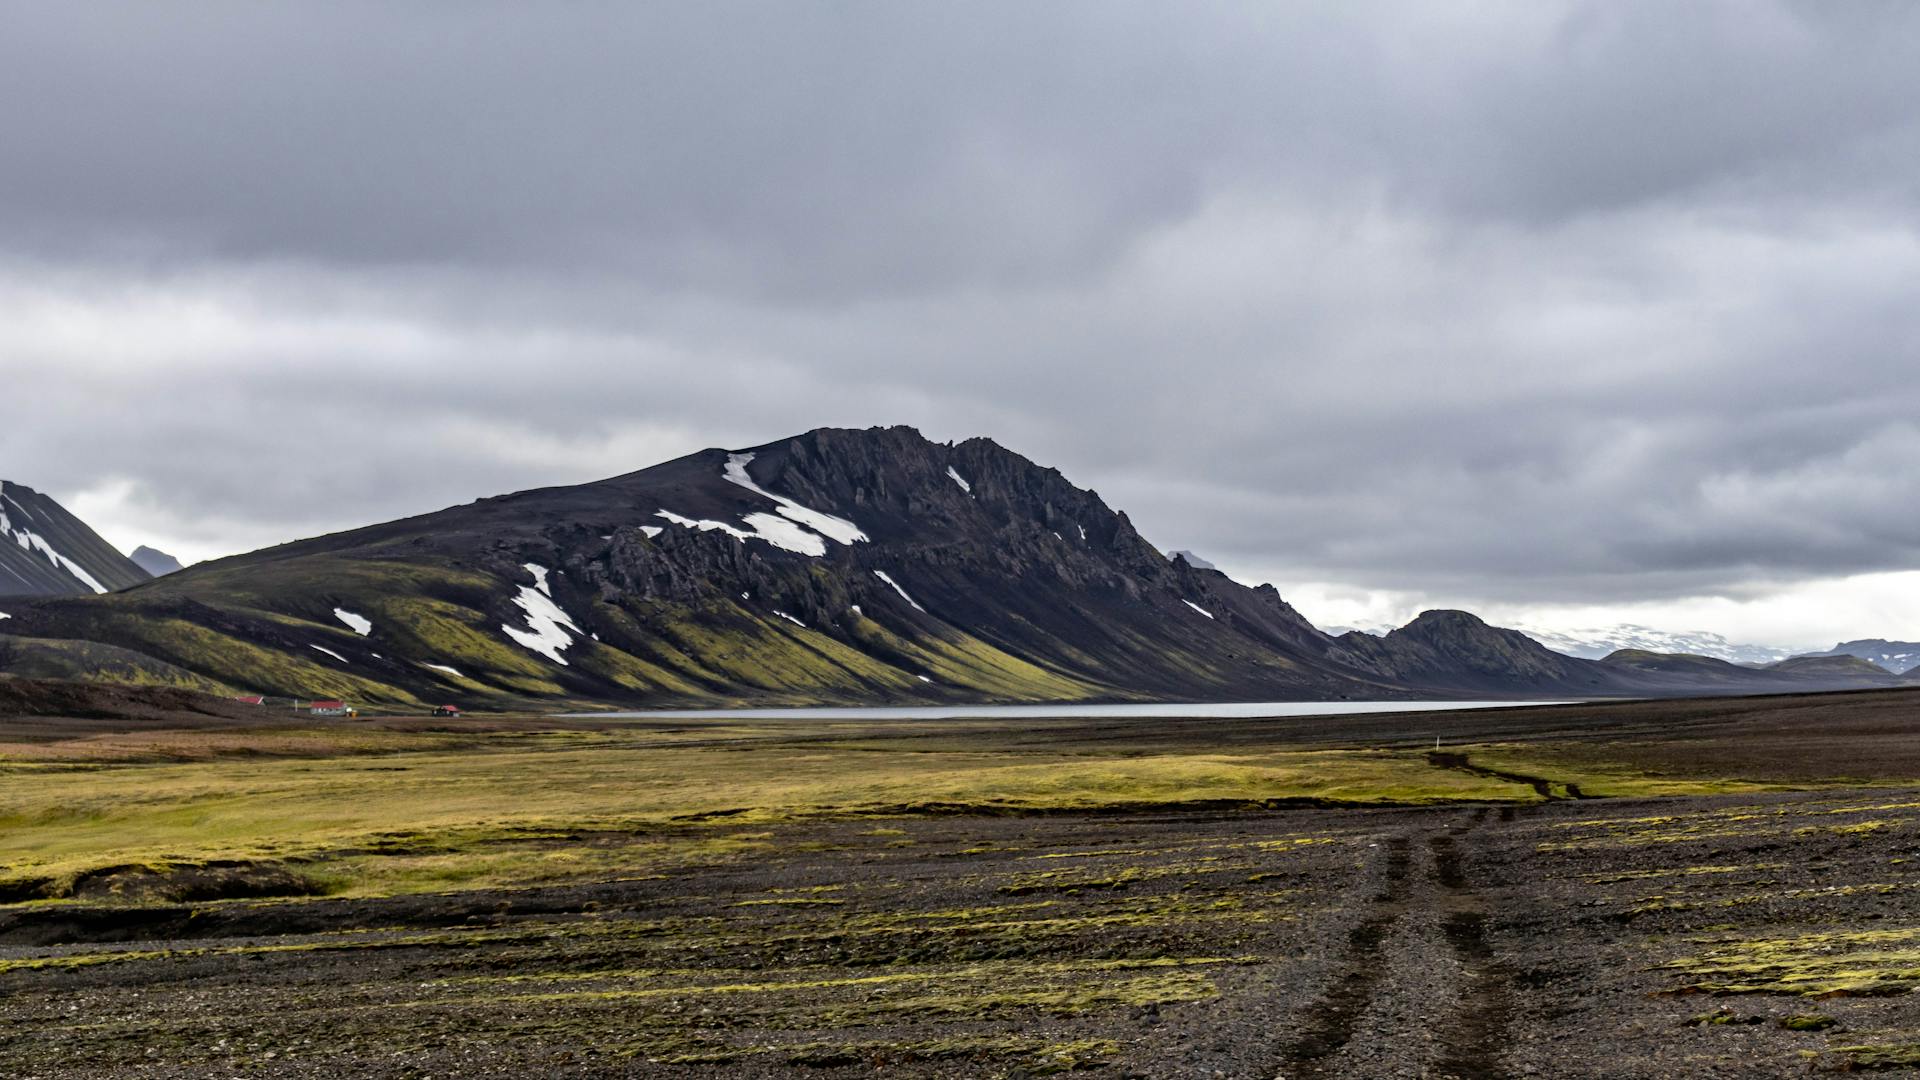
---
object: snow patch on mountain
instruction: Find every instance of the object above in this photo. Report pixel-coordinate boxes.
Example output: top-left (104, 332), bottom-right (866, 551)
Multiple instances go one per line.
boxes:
top-left (0, 503), bottom-right (108, 593)
top-left (501, 563), bottom-right (583, 665)
top-left (310, 644), bottom-right (348, 663)
top-left (1184, 600), bottom-right (1215, 619)
top-left (422, 663), bottom-right (465, 678)
top-left (723, 452), bottom-right (868, 545)
top-left (334, 608), bottom-right (372, 636)
top-left (655, 507), bottom-right (829, 557)
top-left (772, 610), bottom-right (806, 628)
top-left (946, 467), bottom-right (972, 494)
top-left (874, 570), bottom-right (925, 612)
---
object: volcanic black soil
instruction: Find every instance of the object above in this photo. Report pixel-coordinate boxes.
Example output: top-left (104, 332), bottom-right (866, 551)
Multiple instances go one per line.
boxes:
top-left (7, 690), bottom-right (1920, 1077)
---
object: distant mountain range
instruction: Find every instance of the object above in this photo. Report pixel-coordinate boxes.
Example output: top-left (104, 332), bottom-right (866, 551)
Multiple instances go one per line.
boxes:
top-left (1801, 639), bottom-right (1920, 675)
top-left (2, 429), bottom-right (1916, 708)
top-left (1515, 624), bottom-right (1791, 665)
top-left (0, 481), bottom-right (150, 597)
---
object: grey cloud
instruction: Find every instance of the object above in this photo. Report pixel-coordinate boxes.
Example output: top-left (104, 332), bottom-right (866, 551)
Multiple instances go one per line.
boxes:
top-left (1, 1), bottom-right (1918, 615)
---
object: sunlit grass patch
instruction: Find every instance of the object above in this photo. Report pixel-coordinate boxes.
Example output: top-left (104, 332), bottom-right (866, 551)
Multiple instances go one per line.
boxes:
top-left (0, 734), bottom-right (1530, 904)
top-left (1658, 926), bottom-right (1920, 997)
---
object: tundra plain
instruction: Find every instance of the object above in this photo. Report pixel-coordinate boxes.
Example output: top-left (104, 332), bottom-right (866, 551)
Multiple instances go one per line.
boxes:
top-left (6, 689), bottom-right (1920, 1077)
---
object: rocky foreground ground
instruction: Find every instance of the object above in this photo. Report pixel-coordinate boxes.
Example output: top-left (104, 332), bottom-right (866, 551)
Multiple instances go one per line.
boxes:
top-left (8, 688), bottom-right (1920, 1076)
top-left (5, 784), bottom-right (1920, 1077)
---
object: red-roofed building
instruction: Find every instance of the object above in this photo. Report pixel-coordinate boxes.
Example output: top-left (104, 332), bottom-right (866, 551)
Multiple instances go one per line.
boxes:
top-left (431, 705), bottom-right (461, 717)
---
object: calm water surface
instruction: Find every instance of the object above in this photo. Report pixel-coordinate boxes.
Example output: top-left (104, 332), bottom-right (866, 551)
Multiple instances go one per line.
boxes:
top-left (569, 700), bottom-right (1574, 721)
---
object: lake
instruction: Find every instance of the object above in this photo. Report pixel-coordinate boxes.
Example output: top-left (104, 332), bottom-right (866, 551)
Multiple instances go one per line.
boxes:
top-left (569, 699), bottom-right (1575, 722)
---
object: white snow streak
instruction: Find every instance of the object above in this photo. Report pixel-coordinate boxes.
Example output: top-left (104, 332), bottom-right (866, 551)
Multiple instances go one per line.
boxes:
top-left (640, 525), bottom-right (664, 539)
top-left (772, 610), bottom-right (807, 627)
top-left (1183, 600), bottom-right (1215, 619)
top-left (650, 454), bottom-right (869, 558)
top-left (0, 499), bottom-right (109, 593)
top-left (723, 452), bottom-right (868, 545)
top-left (656, 508), bottom-right (828, 557)
top-left (333, 608), bottom-right (372, 636)
top-left (422, 663), bottom-right (465, 678)
top-left (310, 644), bottom-right (349, 662)
top-left (946, 467), bottom-right (972, 494)
top-left (0, 611), bottom-right (11, 620)
top-left (873, 570), bottom-right (925, 612)
top-left (501, 563), bottom-right (583, 665)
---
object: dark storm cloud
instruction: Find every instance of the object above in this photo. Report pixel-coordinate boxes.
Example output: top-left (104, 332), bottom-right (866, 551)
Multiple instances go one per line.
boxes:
top-left (2, 0), bottom-right (1918, 616)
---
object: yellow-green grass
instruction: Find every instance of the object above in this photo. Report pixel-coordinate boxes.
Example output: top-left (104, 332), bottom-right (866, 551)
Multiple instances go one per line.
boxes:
top-left (0, 731), bottom-right (1530, 902)
top-left (1659, 925), bottom-right (1920, 997)
top-left (1465, 745), bottom-right (1831, 798)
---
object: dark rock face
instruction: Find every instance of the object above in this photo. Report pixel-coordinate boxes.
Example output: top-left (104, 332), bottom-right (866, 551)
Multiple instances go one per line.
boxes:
top-left (0, 481), bottom-right (152, 597)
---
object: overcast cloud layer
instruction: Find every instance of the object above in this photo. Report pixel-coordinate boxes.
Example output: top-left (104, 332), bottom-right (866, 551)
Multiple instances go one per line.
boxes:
top-left (3, 2), bottom-right (1918, 651)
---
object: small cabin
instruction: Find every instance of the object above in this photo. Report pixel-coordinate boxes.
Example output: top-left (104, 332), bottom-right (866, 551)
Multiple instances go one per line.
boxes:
top-left (307, 700), bottom-right (356, 718)
top-left (233, 695), bottom-right (265, 706)
top-left (431, 704), bottom-right (461, 718)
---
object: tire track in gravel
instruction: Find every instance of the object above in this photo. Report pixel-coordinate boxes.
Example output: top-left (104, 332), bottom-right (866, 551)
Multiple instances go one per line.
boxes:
top-left (1276, 810), bottom-right (1515, 1079)
top-left (1272, 833), bottom-right (1414, 1077)
top-left (1430, 811), bottom-right (1515, 1080)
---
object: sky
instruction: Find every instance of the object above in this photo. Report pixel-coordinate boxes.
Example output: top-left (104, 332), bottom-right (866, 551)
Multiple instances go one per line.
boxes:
top-left (2, 2), bottom-right (1917, 653)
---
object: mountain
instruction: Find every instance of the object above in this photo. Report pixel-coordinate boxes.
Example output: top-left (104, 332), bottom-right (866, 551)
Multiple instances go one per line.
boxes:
top-left (1327, 610), bottom-right (1634, 695)
top-left (1167, 550), bottom-right (1218, 571)
top-left (1517, 623), bottom-right (1790, 665)
top-left (0, 427), bottom-right (1911, 709)
top-left (0, 481), bottom-right (151, 597)
top-left (130, 546), bottom-right (185, 577)
top-left (1801, 639), bottom-right (1920, 675)
top-left (1765, 654), bottom-right (1898, 681)
top-left (0, 428), bottom-right (1398, 706)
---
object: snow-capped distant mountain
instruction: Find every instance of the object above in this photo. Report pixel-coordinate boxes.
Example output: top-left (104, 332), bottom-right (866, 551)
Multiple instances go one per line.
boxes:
top-left (0, 480), bottom-right (152, 597)
top-left (1803, 640), bottom-right (1920, 675)
top-left (1515, 624), bottom-right (1791, 666)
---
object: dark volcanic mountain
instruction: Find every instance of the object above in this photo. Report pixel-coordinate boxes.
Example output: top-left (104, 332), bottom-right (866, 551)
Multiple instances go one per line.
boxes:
top-left (0, 428), bottom-right (1910, 709)
top-left (0, 481), bottom-right (151, 597)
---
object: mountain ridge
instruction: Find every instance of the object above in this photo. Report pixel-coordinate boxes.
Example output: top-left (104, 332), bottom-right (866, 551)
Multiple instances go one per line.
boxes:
top-left (1, 427), bottom-right (1912, 708)
top-left (0, 481), bottom-right (151, 598)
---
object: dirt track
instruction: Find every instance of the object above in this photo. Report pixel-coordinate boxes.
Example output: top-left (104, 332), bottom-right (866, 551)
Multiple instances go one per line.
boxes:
top-left (9, 688), bottom-right (1920, 1076)
top-left (7, 786), bottom-right (1920, 1077)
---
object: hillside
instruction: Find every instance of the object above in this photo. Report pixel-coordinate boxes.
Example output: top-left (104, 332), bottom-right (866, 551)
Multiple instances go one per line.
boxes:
top-left (0, 481), bottom-right (151, 597)
top-left (0, 427), bottom-right (1905, 709)
top-left (1801, 638), bottom-right (1920, 675)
